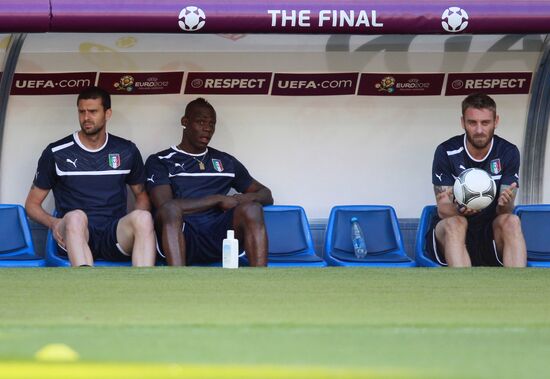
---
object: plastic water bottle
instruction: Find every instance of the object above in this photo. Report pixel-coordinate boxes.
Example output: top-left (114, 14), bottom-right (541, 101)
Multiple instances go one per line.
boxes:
top-left (222, 230), bottom-right (239, 269)
top-left (350, 217), bottom-right (367, 258)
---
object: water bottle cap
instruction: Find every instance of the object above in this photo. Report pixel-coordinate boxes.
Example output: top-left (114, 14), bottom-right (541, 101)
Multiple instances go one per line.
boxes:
top-left (227, 230), bottom-right (234, 239)
top-left (350, 217), bottom-right (358, 223)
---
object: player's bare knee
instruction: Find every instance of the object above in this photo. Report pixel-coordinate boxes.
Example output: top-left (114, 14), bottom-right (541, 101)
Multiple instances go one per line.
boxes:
top-left (128, 210), bottom-right (154, 233)
top-left (444, 216), bottom-right (468, 236)
top-left (497, 214), bottom-right (522, 235)
top-left (157, 201), bottom-right (184, 225)
top-left (236, 202), bottom-right (264, 224)
top-left (64, 210), bottom-right (88, 232)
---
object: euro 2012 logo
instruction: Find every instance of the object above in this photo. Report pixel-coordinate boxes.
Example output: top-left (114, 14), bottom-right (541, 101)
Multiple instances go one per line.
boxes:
top-left (375, 76), bottom-right (396, 93)
top-left (114, 75), bottom-right (135, 92)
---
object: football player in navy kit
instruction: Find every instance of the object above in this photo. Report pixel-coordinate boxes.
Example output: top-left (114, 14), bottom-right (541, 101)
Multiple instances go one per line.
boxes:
top-left (428, 93), bottom-right (526, 267)
top-left (145, 98), bottom-right (273, 266)
top-left (25, 87), bottom-right (156, 267)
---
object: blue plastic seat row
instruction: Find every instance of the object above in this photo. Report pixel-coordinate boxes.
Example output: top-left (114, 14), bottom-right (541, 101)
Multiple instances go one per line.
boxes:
top-left (1, 204), bottom-right (415, 267)
top-left (199, 205), bottom-right (415, 267)
top-left (6, 202), bottom-right (550, 268)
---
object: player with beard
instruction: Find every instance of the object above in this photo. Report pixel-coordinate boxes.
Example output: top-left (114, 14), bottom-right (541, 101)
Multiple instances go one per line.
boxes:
top-left (427, 93), bottom-right (526, 267)
top-left (145, 98), bottom-right (273, 266)
top-left (25, 86), bottom-right (156, 267)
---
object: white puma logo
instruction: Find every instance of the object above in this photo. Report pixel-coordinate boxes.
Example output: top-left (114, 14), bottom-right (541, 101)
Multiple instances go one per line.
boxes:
top-left (459, 165), bottom-right (466, 170)
top-left (174, 163), bottom-right (185, 171)
top-left (147, 175), bottom-right (155, 183)
top-left (435, 173), bottom-right (443, 181)
top-left (66, 158), bottom-right (77, 168)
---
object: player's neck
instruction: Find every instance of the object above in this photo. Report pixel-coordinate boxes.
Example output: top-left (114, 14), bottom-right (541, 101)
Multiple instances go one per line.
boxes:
top-left (177, 139), bottom-right (206, 155)
top-left (465, 140), bottom-right (491, 161)
top-left (78, 130), bottom-right (107, 150)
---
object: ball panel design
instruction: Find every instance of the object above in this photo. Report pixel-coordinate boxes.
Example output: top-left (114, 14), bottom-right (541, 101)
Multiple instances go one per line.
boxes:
top-left (453, 168), bottom-right (497, 211)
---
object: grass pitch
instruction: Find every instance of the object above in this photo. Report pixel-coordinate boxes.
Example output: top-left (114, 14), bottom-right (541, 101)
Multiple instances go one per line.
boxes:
top-left (0, 268), bottom-right (549, 378)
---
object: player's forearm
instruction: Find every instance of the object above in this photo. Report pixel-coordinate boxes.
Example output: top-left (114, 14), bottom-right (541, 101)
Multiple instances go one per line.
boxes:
top-left (131, 184), bottom-right (151, 211)
top-left (239, 188), bottom-right (274, 205)
top-left (134, 193), bottom-right (152, 211)
top-left (24, 201), bottom-right (57, 230)
top-left (496, 202), bottom-right (514, 216)
top-left (495, 183), bottom-right (517, 216)
top-left (437, 202), bottom-right (460, 219)
top-left (257, 188), bottom-right (273, 205)
top-left (168, 195), bottom-right (225, 215)
top-left (434, 185), bottom-right (458, 218)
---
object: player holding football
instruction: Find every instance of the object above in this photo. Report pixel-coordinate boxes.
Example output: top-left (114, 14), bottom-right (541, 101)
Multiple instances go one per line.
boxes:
top-left (25, 86), bottom-right (156, 267)
top-left (428, 93), bottom-right (526, 267)
top-left (145, 98), bottom-right (273, 266)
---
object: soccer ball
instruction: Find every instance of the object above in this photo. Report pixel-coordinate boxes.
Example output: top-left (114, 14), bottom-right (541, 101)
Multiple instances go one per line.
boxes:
top-left (453, 168), bottom-right (496, 211)
top-left (441, 7), bottom-right (468, 33)
top-left (178, 6), bottom-right (206, 32)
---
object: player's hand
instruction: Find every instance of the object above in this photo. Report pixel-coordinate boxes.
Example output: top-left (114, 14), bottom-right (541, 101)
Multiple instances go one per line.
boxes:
top-left (455, 201), bottom-right (479, 216)
top-left (51, 218), bottom-right (66, 248)
top-left (218, 195), bottom-right (239, 211)
top-left (498, 182), bottom-right (517, 207)
top-left (232, 193), bottom-right (255, 203)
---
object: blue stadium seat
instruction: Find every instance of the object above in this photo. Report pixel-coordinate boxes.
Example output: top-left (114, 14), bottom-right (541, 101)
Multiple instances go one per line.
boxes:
top-left (240, 205), bottom-right (327, 267)
top-left (514, 204), bottom-right (550, 268)
top-left (324, 205), bottom-right (415, 267)
top-left (414, 205), bottom-right (442, 267)
top-left (0, 204), bottom-right (46, 267)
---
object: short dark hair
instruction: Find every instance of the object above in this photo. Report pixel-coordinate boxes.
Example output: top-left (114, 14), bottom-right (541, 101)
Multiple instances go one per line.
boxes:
top-left (461, 93), bottom-right (496, 118)
top-left (77, 86), bottom-right (111, 111)
top-left (184, 97), bottom-right (215, 118)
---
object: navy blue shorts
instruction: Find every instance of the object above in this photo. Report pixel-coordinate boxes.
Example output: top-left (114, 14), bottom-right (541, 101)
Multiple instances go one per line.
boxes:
top-left (183, 209), bottom-right (241, 265)
top-left (156, 209), bottom-right (239, 265)
top-left (426, 215), bottom-right (503, 267)
top-left (57, 218), bottom-right (131, 262)
top-left (156, 209), bottom-right (246, 265)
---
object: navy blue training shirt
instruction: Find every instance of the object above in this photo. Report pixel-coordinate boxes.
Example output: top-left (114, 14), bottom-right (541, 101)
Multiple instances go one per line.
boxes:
top-left (33, 132), bottom-right (146, 227)
top-left (145, 145), bottom-right (253, 224)
top-left (432, 133), bottom-right (520, 224)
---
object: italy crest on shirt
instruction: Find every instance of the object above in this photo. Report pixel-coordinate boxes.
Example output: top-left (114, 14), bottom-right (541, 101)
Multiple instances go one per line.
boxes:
top-left (212, 159), bottom-right (224, 172)
top-left (490, 159), bottom-right (501, 175)
top-left (108, 153), bottom-right (121, 169)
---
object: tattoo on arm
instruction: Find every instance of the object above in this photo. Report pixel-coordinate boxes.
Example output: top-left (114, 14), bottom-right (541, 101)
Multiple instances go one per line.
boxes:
top-left (433, 185), bottom-right (448, 196)
top-left (434, 186), bottom-right (453, 197)
top-left (434, 185), bottom-right (454, 204)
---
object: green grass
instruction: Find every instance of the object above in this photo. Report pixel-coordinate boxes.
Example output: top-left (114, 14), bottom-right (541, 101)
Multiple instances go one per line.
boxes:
top-left (0, 268), bottom-right (549, 378)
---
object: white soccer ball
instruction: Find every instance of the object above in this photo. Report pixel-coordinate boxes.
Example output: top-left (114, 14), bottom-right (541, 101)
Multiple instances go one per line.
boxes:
top-left (178, 6), bottom-right (206, 32)
top-left (453, 168), bottom-right (496, 211)
top-left (441, 7), bottom-right (469, 33)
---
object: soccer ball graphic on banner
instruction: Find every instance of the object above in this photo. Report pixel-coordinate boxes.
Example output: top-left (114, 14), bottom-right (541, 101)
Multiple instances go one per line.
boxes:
top-left (453, 168), bottom-right (497, 211)
top-left (441, 7), bottom-right (469, 33)
top-left (178, 6), bottom-right (206, 31)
